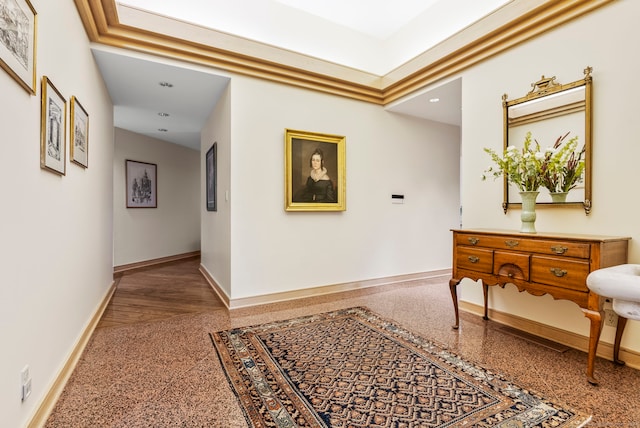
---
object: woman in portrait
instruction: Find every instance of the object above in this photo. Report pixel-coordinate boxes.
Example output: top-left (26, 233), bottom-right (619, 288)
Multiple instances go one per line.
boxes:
top-left (294, 148), bottom-right (336, 202)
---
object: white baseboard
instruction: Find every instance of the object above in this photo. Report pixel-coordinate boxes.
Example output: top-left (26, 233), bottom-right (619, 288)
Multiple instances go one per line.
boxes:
top-left (459, 300), bottom-right (640, 370)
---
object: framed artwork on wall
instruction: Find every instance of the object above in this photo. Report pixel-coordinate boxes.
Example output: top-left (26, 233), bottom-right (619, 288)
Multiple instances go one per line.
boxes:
top-left (70, 96), bottom-right (89, 168)
top-left (126, 159), bottom-right (157, 208)
top-left (40, 76), bottom-right (66, 175)
top-left (0, 0), bottom-right (37, 94)
top-left (206, 142), bottom-right (217, 211)
top-left (285, 129), bottom-right (346, 212)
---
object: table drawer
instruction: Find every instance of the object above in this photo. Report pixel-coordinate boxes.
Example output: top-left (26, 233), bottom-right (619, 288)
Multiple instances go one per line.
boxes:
top-left (530, 256), bottom-right (590, 291)
top-left (456, 233), bottom-right (590, 259)
top-left (456, 247), bottom-right (493, 273)
top-left (494, 251), bottom-right (530, 281)
top-left (523, 239), bottom-right (590, 259)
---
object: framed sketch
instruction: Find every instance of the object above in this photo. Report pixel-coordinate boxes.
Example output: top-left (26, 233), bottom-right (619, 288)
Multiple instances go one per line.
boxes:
top-left (70, 96), bottom-right (89, 168)
top-left (40, 76), bottom-right (66, 175)
top-left (0, 0), bottom-right (37, 94)
top-left (285, 129), bottom-right (346, 212)
top-left (126, 160), bottom-right (157, 208)
top-left (206, 142), bottom-right (217, 211)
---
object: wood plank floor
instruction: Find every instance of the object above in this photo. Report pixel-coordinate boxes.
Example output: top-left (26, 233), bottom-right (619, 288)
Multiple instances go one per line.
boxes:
top-left (97, 257), bottom-right (224, 328)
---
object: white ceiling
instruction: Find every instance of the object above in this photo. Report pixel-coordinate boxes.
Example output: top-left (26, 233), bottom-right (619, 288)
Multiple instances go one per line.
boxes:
top-left (94, 1), bottom-right (510, 149)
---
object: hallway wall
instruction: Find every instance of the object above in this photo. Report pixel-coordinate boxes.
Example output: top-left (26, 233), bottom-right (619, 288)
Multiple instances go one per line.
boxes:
top-left (1, 1), bottom-right (115, 427)
top-left (113, 128), bottom-right (200, 266)
top-left (458, 0), bottom-right (640, 354)
top-left (208, 75), bottom-right (462, 301)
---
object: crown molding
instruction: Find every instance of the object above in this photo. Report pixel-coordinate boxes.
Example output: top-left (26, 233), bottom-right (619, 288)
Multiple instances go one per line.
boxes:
top-left (74, 0), bottom-right (614, 105)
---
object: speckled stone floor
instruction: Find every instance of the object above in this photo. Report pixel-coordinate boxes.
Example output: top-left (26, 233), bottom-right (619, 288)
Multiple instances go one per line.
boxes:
top-left (45, 260), bottom-right (640, 427)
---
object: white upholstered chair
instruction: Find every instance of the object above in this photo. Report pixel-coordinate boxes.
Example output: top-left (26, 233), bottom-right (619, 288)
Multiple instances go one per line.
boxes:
top-left (586, 264), bottom-right (640, 364)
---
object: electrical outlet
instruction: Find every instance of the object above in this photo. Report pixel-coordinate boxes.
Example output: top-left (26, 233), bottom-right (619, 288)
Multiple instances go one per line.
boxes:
top-left (20, 366), bottom-right (32, 402)
top-left (604, 309), bottom-right (618, 327)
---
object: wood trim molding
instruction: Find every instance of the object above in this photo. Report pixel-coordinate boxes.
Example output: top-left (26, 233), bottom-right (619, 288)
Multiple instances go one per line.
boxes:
top-left (73, 0), bottom-right (614, 105)
top-left (459, 300), bottom-right (640, 370)
top-left (198, 267), bottom-right (451, 310)
top-left (382, 0), bottom-right (614, 104)
top-left (113, 251), bottom-right (201, 276)
top-left (198, 264), bottom-right (230, 309)
top-left (27, 281), bottom-right (117, 428)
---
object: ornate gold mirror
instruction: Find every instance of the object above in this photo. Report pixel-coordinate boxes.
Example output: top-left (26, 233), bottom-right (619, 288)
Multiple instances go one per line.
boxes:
top-left (502, 67), bottom-right (592, 214)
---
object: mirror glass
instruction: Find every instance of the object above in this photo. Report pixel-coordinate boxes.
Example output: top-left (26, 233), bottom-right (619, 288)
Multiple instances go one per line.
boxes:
top-left (503, 68), bottom-right (592, 214)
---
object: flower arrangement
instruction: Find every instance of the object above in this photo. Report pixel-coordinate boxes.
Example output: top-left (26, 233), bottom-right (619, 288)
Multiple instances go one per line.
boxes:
top-left (539, 132), bottom-right (586, 194)
top-left (482, 131), bottom-right (586, 195)
top-left (482, 131), bottom-right (545, 192)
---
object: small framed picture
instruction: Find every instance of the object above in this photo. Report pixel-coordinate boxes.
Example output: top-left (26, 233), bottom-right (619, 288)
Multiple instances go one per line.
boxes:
top-left (126, 160), bottom-right (157, 208)
top-left (285, 129), bottom-right (346, 211)
top-left (40, 76), bottom-right (66, 175)
top-left (0, 0), bottom-right (37, 94)
top-left (70, 96), bottom-right (89, 168)
top-left (206, 142), bottom-right (217, 211)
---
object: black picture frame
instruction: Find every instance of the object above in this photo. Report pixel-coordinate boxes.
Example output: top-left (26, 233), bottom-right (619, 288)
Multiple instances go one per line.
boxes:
top-left (206, 142), bottom-right (217, 211)
top-left (126, 159), bottom-right (157, 208)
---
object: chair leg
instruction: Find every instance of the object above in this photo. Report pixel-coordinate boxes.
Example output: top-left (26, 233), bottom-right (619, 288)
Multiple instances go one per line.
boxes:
top-left (613, 316), bottom-right (628, 365)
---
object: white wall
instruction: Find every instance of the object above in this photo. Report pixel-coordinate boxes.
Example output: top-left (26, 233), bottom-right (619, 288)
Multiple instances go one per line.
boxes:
top-left (458, 0), bottom-right (640, 353)
top-left (0, 1), bottom-right (115, 426)
top-left (200, 84), bottom-right (232, 295)
top-left (113, 128), bottom-right (201, 266)
top-left (221, 75), bottom-right (461, 300)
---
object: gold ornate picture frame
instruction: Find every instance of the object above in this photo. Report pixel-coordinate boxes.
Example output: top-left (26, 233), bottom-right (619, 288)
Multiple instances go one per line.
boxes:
top-left (70, 96), bottom-right (89, 168)
top-left (0, 0), bottom-right (37, 94)
top-left (40, 76), bottom-right (66, 175)
top-left (285, 129), bottom-right (346, 212)
top-left (502, 67), bottom-right (592, 214)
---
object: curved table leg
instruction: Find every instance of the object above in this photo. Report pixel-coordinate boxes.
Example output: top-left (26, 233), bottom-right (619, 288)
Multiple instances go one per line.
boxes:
top-left (614, 316), bottom-right (628, 365)
top-left (449, 278), bottom-right (461, 329)
top-left (482, 281), bottom-right (489, 321)
top-left (582, 308), bottom-right (603, 385)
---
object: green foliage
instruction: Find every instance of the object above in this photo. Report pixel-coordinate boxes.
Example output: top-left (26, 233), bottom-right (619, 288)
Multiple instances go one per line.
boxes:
top-left (482, 131), bottom-right (585, 194)
top-left (539, 132), bottom-right (586, 193)
top-left (482, 132), bottom-right (545, 192)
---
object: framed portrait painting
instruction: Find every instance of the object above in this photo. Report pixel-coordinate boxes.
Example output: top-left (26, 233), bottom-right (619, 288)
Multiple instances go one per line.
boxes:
top-left (126, 160), bottom-right (157, 208)
top-left (70, 96), bottom-right (89, 168)
top-left (0, 0), bottom-right (37, 94)
top-left (206, 142), bottom-right (216, 211)
top-left (40, 76), bottom-right (66, 175)
top-left (285, 129), bottom-right (346, 212)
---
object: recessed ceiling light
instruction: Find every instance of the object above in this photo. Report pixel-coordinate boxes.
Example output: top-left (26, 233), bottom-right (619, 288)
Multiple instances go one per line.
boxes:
top-left (158, 112), bottom-right (170, 117)
top-left (158, 128), bottom-right (168, 132)
top-left (429, 98), bottom-right (440, 103)
top-left (159, 81), bottom-right (173, 88)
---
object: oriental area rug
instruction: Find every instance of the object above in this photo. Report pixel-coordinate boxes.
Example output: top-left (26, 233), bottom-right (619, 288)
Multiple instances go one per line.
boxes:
top-left (210, 307), bottom-right (590, 428)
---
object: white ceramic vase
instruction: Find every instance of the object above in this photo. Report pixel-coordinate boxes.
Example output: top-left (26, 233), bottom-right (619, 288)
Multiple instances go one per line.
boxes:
top-left (550, 191), bottom-right (568, 203)
top-left (519, 191), bottom-right (539, 233)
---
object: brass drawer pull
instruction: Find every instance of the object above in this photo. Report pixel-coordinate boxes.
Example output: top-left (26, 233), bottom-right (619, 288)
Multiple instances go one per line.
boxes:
top-left (505, 240), bottom-right (519, 248)
top-left (551, 245), bottom-right (569, 255)
top-left (468, 237), bottom-right (479, 245)
top-left (550, 267), bottom-right (568, 277)
top-left (468, 256), bottom-right (480, 263)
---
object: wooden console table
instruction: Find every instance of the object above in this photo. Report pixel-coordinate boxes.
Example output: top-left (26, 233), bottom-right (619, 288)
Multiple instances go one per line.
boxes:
top-left (449, 228), bottom-right (630, 384)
